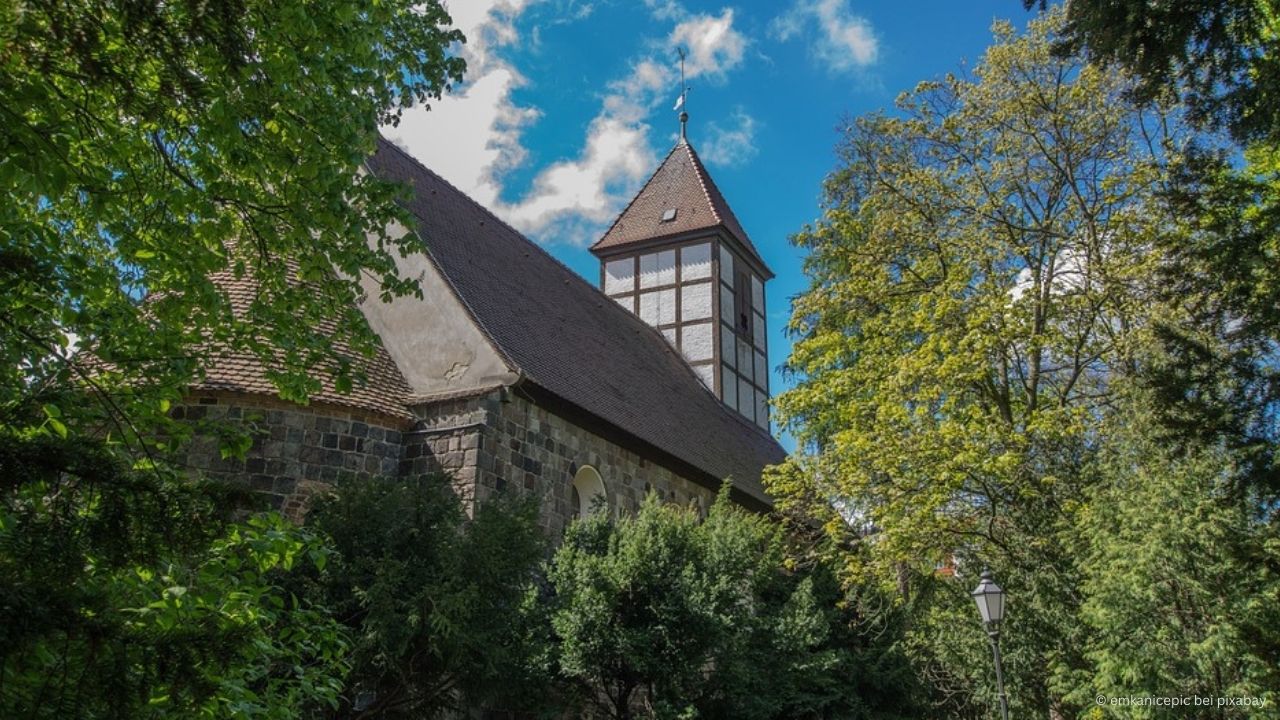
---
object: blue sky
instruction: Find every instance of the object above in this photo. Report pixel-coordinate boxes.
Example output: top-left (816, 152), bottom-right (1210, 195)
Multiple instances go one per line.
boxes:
top-left (385, 0), bottom-right (1037, 446)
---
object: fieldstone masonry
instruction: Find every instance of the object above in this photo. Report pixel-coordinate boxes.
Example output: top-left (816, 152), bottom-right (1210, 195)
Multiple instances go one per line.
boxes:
top-left (408, 390), bottom-right (717, 536)
top-left (175, 391), bottom-right (409, 516)
top-left (175, 388), bottom-right (718, 535)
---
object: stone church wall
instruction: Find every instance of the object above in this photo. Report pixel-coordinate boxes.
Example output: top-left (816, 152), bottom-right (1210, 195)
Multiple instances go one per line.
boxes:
top-left (173, 391), bottom-right (409, 517)
top-left (407, 389), bottom-right (718, 537)
top-left (173, 388), bottom-right (720, 536)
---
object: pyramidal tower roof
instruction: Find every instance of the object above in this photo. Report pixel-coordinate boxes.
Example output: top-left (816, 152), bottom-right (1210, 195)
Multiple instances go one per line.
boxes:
top-left (591, 140), bottom-right (772, 277)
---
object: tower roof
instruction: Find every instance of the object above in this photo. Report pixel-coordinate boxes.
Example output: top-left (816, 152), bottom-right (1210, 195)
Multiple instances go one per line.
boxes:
top-left (591, 141), bottom-right (772, 278)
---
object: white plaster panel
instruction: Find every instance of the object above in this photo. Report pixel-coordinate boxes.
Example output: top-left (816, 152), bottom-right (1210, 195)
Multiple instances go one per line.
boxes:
top-left (751, 274), bottom-right (763, 311)
top-left (753, 311), bottom-right (766, 349)
top-left (719, 245), bottom-right (734, 283)
top-left (721, 325), bottom-right (735, 368)
top-left (737, 337), bottom-right (752, 380)
top-left (720, 283), bottom-right (735, 324)
top-left (640, 250), bottom-right (676, 289)
top-left (722, 366), bottom-right (737, 409)
top-left (693, 364), bottom-right (714, 389)
top-left (357, 220), bottom-right (514, 394)
top-left (681, 322), bottom-right (713, 362)
top-left (605, 259), bottom-right (635, 294)
top-left (681, 243), bottom-right (712, 280)
top-left (680, 283), bottom-right (712, 321)
top-left (639, 289), bottom-right (676, 326)
top-left (739, 377), bottom-right (754, 421)
top-left (755, 390), bottom-right (768, 430)
top-left (754, 350), bottom-right (767, 390)
top-left (614, 294), bottom-right (634, 313)
top-left (661, 327), bottom-right (677, 345)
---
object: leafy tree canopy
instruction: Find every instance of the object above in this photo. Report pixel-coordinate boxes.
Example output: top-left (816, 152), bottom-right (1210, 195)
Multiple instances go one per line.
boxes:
top-left (0, 432), bottom-right (348, 718)
top-left (545, 490), bottom-right (919, 720)
top-left (1, 0), bottom-right (464, 441)
top-left (294, 476), bottom-right (547, 719)
top-left (1026, 0), bottom-right (1280, 143)
top-left (771, 8), bottom-right (1280, 718)
top-left (1, 0), bottom-right (469, 714)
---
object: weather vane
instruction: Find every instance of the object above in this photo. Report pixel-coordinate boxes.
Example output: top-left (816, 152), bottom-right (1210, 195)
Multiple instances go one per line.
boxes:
top-left (673, 47), bottom-right (690, 142)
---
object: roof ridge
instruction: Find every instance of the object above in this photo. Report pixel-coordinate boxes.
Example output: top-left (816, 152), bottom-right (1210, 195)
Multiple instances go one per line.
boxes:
top-left (379, 136), bottom-right (615, 304)
top-left (681, 141), bottom-right (724, 227)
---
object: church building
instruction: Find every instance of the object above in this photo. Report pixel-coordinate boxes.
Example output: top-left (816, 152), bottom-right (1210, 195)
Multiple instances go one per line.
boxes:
top-left (175, 130), bottom-right (785, 534)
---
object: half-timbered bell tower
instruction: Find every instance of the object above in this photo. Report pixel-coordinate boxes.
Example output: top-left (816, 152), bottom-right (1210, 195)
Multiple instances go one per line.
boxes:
top-left (590, 137), bottom-right (773, 431)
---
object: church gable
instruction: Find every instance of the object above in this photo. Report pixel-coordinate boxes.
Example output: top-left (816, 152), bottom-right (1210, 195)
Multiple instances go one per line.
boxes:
top-left (355, 217), bottom-right (516, 399)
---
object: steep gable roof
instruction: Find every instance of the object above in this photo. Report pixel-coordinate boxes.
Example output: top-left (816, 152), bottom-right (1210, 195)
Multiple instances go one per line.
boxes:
top-left (367, 138), bottom-right (784, 504)
top-left (591, 141), bottom-right (772, 277)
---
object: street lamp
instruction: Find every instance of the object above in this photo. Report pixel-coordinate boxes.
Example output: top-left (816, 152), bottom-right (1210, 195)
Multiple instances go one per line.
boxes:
top-left (972, 569), bottom-right (1010, 720)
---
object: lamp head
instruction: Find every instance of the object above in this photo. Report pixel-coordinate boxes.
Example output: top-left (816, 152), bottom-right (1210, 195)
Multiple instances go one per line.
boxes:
top-left (971, 569), bottom-right (1005, 625)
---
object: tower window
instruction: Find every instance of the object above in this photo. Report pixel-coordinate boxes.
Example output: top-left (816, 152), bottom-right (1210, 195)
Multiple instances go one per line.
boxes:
top-left (734, 270), bottom-right (752, 336)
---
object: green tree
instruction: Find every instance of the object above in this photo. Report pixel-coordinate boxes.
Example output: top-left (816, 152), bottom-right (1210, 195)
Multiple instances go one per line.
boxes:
top-left (770, 11), bottom-right (1187, 716)
top-left (1025, 0), bottom-right (1280, 143)
top-left (0, 432), bottom-right (348, 718)
top-left (1074, 395), bottom-right (1280, 718)
top-left (545, 491), bottom-right (917, 720)
top-left (2, 0), bottom-right (463, 439)
top-left (294, 476), bottom-right (548, 718)
top-left (2, 0), bottom-right (467, 713)
top-left (1152, 144), bottom-right (1280, 501)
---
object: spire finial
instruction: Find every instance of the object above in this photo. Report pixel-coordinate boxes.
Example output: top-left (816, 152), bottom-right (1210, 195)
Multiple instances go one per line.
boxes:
top-left (675, 47), bottom-right (690, 143)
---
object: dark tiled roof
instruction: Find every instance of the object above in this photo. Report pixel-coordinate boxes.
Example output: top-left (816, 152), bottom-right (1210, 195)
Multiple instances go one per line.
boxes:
top-left (591, 141), bottom-right (771, 277)
top-left (368, 138), bottom-right (784, 503)
top-left (195, 269), bottom-right (416, 422)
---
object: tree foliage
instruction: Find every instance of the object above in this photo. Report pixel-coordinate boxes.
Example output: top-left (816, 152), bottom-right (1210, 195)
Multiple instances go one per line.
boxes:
top-left (545, 490), bottom-right (918, 720)
top-left (1076, 396), bottom-right (1280, 715)
top-left (1027, 0), bottom-right (1280, 143)
top-left (776, 9), bottom-right (1172, 580)
top-left (1153, 144), bottom-right (1280, 500)
top-left (0, 432), bottom-right (348, 718)
top-left (770, 10), bottom-right (1280, 717)
top-left (1, 0), bottom-right (464, 440)
top-left (1, 0), bottom-right (469, 713)
top-left (294, 476), bottom-right (547, 718)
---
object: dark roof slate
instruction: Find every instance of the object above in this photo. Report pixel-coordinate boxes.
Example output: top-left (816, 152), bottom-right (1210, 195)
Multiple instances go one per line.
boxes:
top-left (591, 141), bottom-right (771, 277)
top-left (368, 138), bottom-right (784, 503)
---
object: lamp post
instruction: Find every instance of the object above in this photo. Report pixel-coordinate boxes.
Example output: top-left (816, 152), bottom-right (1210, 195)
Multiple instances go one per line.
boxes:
top-left (972, 569), bottom-right (1010, 720)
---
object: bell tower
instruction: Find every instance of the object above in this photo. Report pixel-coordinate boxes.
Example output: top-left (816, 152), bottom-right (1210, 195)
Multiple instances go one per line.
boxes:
top-left (590, 137), bottom-right (773, 430)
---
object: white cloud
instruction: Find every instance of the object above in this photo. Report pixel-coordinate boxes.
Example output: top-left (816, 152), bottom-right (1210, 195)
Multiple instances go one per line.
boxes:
top-left (670, 9), bottom-right (747, 80)
top-left (495, 8), bottom-right (748, 244)
top-left (504, 118), bottom-right (654, 237)
top-left (642, 0), bottom-right (685, 21)
top-left (384, 1), bottom-right (753, 247)
top-left (386, 66), bottom-right (537, 210)
top-left (771, 0), bottom-right (878, 72)
top-left (700, 109), bottom-right (758, 167)
top-left (383, 0), bottom-right (539, 209)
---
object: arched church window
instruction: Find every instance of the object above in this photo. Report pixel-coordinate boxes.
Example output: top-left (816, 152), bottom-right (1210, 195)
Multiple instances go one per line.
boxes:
top-left (571, 465), bottom-right (607, 519)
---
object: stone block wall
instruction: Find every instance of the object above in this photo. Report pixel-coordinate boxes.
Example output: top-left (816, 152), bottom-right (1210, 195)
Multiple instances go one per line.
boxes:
top-left (174, 391), bottom-right (409, 516)
top-left (174, 388), bottom-right (723, 535)
top-left (409, 390), bottom-right (718, 537)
